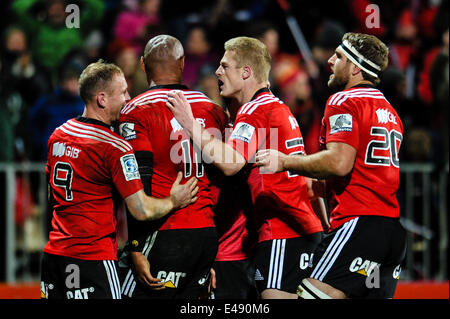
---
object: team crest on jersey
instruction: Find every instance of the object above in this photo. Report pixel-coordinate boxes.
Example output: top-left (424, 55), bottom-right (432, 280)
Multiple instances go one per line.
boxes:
top-left (329, 113), bottom-right (352, 134)
top-left (230, 122), bottom-right (255, 143)
top-left (119, 123), bottom-right (137, 140)
top-left (120, 154), bottom-right (140, 181)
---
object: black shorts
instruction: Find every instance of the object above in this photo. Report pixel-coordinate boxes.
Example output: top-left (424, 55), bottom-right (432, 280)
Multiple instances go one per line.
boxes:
top-left (119, 227), bottom-right (218, 299)
top-left (254, 232), bottom-right (322, 294)
top-left (308, 216), bottom-right (406, 298)
top-left (211, 259), bottom-right (259, 299)
top-left (40, 252), bottom-right (121, 299)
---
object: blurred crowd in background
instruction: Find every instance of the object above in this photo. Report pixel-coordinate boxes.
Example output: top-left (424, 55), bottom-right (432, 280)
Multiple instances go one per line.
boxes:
top-left (0, 0), bottom-right (448, 166)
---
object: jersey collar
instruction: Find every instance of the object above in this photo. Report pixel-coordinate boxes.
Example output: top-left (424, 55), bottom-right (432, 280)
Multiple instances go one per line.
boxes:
top-left (149, 84), bottom-right (189, 91)
top-left (76, 116), bottom-right (111, 129)
top-left (349, 83), bottom-right (376, 89)
top-left (250, 87), bottom-right (271, 101)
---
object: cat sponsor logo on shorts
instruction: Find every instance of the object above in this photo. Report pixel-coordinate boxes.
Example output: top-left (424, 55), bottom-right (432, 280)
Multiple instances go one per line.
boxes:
top-left (349, 257), bottom-right (380, 276)
top-left (157, 270), bottom-right (187, 288)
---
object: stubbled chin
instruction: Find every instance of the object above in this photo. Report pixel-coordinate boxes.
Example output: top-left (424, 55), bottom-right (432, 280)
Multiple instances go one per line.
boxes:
top-left (219, 88), bottom-right (230, 97)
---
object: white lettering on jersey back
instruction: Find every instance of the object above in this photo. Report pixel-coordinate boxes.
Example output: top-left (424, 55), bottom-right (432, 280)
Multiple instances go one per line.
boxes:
top-left (376, 108), bottom-right (397, 124)
top-left (52, 142), bottom-right (81, 158)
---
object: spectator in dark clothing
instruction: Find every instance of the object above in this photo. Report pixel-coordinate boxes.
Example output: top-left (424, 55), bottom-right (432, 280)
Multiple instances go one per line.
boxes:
top-left (29, 63), bottom-right (85, 161)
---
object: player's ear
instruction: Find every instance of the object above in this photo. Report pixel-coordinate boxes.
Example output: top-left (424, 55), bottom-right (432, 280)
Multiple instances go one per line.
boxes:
top-left (96, 92), bottom-right (107, 109)
top-left (180, 55), bottom-right (185, 70)
top-left (140, 56), bottom-right (146, 73)
top-left (350, 63), bottom-right (362, 77)
top-left (242, 66), bottom-right (251, 80)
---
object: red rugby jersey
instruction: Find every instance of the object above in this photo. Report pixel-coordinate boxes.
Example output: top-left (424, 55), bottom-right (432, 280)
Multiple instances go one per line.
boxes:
top-left (44, 117), bottom-right (143, 260)
top-left (228, 88), bottom-right (323, 243)
top-left (211, 164), bottom-right (255, 261)
top-left (119, 84), bottom-right (228, 230)
top-left (320, 85), bottom-right (403, 230)
top-left (210, 119), bottom-right (254, 262)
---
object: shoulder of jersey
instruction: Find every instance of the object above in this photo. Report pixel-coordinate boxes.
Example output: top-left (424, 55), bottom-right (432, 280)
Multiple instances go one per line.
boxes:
top-left (327, 87), bottom-right (387, 107)
top-left (237, 92), bottom-right (283, 116)
top-left (56, 119), bottom-right (133, 153)
top-left (121, 89), bottom-right (214, 115)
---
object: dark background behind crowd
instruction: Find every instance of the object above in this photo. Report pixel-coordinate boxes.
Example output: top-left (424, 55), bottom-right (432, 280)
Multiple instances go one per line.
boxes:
top-left (0, 0), bottom-right (448, 281)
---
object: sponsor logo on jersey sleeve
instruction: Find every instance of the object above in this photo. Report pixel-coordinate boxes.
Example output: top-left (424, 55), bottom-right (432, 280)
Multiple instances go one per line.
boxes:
top-left (329, 113), bottom-right (353, 134)
top-left (120, 154), bottom-right (140, 181)
top-left (119, 123), bottom-right (137, 140)
top-left (230, 122), bottom-right (255, 143)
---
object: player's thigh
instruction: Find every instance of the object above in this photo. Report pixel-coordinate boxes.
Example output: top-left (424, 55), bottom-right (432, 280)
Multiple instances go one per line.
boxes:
top-left (254, 232), bottom-right (322, 294)
top-left (122, 227), bottom-right (218, 299)
top-left (309, 216), bottom-right (406, 298)
top-left (174, 227), bottom-right (219, 299)
top-left (212, 259), bottom-right (258, 299)
top-left (41, 252), bottom-right (65, 299)
top-left (41, 253), bottom-right (121, 299)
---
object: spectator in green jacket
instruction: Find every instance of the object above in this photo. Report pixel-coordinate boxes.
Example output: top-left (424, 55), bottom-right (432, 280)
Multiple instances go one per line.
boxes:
top-left (12, 0), bottom-right (104, 84)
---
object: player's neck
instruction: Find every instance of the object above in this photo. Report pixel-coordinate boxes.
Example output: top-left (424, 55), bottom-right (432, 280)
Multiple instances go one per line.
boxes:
top-left (344, 80), bottom-right (374, 90)
top-left (344, 73), bottom-right (374, 90)
top-left (82, 107), bottom-right (112, 126)
top-left (237, 82), bottom-right (268, 105)
top-left (148, 74), bottom-right (182, 87)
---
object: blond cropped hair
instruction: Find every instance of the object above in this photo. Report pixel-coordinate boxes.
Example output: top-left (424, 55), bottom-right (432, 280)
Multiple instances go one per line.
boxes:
top-left (224, 36), bottom-right (271, 84)
top-left (78, 59), bottom-right (123, 103)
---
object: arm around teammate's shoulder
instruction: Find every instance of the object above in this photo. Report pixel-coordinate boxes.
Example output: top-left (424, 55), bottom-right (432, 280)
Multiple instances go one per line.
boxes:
top-left (125, 172), bottom-right (198, 221)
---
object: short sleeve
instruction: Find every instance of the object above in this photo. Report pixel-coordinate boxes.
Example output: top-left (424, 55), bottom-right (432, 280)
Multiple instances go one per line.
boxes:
top-left (323, 99), bottom-right (359, 150)
top-left (227, 112), bottom-right (264, 163)
top-left (108, 147), bottom-right (143, 199)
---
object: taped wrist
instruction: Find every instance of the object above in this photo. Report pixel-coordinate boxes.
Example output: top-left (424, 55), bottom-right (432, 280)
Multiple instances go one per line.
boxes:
top-left (297, 279), bottom-right (332, 299)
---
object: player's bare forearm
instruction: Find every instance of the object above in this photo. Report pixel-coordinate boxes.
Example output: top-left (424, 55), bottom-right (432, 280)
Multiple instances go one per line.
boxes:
top-left (284, 142), bottom-right (356, 179)
top-left (200, 127), bottom-right (246, 176)
top-left (309, 196), bottom-right (330, 232)
top-left (130, 251), bottom-right (165, 289)
top-left (166, 90), bottom-right (245, 175)
top-left (125, 176), bottom-right (198, 221)
top-left (125, 190), bottom-right (174, 221)
top-left (283, 152), bottom-right (337, 179)
top-left (145, 196), bottom-right (175, 220)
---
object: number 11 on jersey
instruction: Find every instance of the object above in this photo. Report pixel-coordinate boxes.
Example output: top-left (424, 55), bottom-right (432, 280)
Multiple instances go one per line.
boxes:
top-left (180, 139), bottom-right (204, 178)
